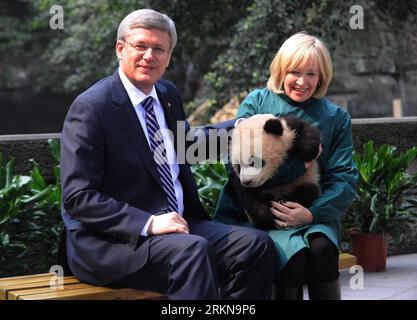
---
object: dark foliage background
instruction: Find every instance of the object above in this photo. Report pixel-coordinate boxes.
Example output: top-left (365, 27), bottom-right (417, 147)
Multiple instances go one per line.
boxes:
top-left (1, 0), bottom-right (416, 132)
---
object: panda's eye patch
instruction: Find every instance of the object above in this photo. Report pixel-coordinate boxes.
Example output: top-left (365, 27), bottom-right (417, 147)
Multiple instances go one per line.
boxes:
top-left (248, 156), bottom-right (265, 169)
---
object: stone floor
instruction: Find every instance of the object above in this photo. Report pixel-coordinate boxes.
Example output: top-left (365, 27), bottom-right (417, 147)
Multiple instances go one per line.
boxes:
top-left (302, 253), bottom-right (417, 300)
top-left (339, 253), bottom-right (417, 300)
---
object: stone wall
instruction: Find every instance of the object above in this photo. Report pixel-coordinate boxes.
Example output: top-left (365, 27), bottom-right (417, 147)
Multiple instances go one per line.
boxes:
top-left (351, 117), bottom-right (417, 153)
top-left (0, 134), bottom-right (60, 182)
top-left (1, 117), bottom-right (417, 255)
top-left (328, 9), bottom-right (417, 118)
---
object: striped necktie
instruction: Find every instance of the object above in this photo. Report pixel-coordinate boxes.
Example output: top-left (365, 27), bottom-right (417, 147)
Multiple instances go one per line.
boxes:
top-left (141, 96), bottom-right (179, 213)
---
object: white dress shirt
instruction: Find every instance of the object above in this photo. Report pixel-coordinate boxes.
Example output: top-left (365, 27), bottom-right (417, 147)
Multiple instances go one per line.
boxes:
top-left (118, 68), bottom-right (184, 236)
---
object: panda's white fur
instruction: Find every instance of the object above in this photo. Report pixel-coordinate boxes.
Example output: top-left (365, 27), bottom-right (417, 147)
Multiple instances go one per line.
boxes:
top-left (229, 114), bottom-right (321, 229)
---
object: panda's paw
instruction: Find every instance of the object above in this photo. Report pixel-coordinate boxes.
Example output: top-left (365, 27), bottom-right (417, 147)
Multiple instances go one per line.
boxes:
top-left (277, 197), bottom-right (288, 204)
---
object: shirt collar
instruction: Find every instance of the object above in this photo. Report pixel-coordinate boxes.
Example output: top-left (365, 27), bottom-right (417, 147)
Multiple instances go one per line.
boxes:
top-left (118, 67), bottom-right (159, 107)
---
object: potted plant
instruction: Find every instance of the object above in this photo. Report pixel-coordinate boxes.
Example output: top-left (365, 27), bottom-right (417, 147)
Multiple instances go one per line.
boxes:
top-left (343, 141), bottom-right (417, 272)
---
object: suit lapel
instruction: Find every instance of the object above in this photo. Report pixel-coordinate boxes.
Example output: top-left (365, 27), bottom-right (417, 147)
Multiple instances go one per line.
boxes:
top-left (155, 82), bottom-right (191, 181)
top-left (155, 82), bottom-right (198, 205)
top-left (155, 82), bottom-right (179, 150)
top-left (110, 72), bottom-right (161, 186)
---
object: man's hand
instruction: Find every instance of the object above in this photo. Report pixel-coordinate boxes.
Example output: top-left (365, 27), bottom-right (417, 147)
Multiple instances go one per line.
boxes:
top-left (270, 201), bottom-right (313, 229)
top-left (147, 212), bottom-right (189, 235)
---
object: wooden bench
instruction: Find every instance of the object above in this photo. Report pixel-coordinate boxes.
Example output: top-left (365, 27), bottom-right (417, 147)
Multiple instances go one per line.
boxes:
top-left (1, 253), bottom-right (356, 300)
top-left (338, 252), bottom-right (357, 270)
top-left (0, 273), bottom-right (166, 300)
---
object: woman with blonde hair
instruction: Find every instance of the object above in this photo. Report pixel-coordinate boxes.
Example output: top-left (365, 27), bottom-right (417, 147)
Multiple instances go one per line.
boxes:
top-left (215, 32), bottom-right (358, 300)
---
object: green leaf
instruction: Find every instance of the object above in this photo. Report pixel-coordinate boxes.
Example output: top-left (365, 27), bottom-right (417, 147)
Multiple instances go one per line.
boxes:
top-left (5, 158), bottom-right (15, 188)
top-left (29, 160), bottom-right (46, 191)
top-left (1, 233), bottom-right (10, 246)
top-left (0, 153), bottom-right (4, 188)
top-left (21, 185), bottom-right (54, 204)
top-left (48, 139), bottom-right (61, 163)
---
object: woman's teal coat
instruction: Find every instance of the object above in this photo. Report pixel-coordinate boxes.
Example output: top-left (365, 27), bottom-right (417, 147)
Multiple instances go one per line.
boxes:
top-left (214, 88), bottom-right (358, 272)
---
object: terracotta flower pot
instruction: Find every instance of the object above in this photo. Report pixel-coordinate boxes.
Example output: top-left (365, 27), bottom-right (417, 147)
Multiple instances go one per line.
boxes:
top-left (350, 232), bottom-right (388, 272)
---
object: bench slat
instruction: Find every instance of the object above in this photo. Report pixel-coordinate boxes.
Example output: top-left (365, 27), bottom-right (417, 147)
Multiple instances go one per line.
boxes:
top-left (18, 286), bottom-right (116, 300)
top-left (0, 277), bottom-right (80, 300)
top-left (0, 273), bottom-right (52, 284)
top-left (49, 288), bottom-right (166, 300)
top-left (0, 274), bottom-right (77, 286)
top-left (0, 273), bottom-right (55, 286)
top-left (8, 283), bottom-right (93, 300)
top-left (0, 274), bottom-right (166, 300)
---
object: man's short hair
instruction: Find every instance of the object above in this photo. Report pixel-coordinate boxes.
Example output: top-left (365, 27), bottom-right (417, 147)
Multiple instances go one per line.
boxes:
top-left (117, 9), bottom-right (177, 51)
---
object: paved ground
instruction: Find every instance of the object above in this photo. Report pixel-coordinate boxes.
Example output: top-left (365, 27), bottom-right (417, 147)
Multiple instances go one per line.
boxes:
top-left (340, 253), bottom-right (417, 300)
top-left (300, 253), bottom-right (417, 300)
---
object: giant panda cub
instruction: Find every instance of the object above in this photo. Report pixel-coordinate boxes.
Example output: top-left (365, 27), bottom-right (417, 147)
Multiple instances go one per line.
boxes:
top-left (230, 114), bottom-right (322, 229)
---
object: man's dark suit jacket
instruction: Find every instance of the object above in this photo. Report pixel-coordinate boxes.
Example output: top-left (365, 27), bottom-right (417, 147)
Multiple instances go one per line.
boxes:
top-left (60, 71), bottom-right (232, 285)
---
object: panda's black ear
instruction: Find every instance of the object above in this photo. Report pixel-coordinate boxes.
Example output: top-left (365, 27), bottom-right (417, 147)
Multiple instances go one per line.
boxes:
top-left (285, 116), bottom-right (322, 161)
top-left (264, 118), bottom-right (283, 136)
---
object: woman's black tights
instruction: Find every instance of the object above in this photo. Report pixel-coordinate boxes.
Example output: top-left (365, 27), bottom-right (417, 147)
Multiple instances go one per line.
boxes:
top-left (275, 233), bottom-right (339, 288)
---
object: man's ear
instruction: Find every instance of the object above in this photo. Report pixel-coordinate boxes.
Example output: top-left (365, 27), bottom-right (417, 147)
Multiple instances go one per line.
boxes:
top-left (115, 40), bottom-right (124, 60)
top-left (165, 52), bottom-right (172, 69)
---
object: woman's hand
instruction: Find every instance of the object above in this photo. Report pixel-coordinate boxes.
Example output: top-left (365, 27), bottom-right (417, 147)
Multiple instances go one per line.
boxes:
top-left (270, 201), bottom-right (313, 229)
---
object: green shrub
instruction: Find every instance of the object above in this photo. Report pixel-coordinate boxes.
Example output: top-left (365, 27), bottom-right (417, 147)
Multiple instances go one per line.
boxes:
top-left (191, 162), bottom-right (228, 216)
top-left (0, 139), bottom-right (62, 277)
top-left (343, 141), bottom-right (417, 244)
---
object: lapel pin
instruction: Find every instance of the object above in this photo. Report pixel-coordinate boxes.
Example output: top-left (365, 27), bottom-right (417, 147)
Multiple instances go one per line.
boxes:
top-left (168, 102), bottom-right (172, 108)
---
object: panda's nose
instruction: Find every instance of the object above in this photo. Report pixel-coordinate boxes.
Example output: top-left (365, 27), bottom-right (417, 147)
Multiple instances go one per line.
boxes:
top-left (241, 179), bottom-right (253, 187)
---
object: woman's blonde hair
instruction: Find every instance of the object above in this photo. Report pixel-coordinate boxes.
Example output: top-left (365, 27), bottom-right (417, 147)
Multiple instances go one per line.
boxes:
top-left (267, 32), bottom-right (333, 98)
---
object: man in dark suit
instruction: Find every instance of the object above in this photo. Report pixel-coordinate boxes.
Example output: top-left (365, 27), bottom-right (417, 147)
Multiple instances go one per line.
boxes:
top-left (60, 8), bottom-right (277, 299)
